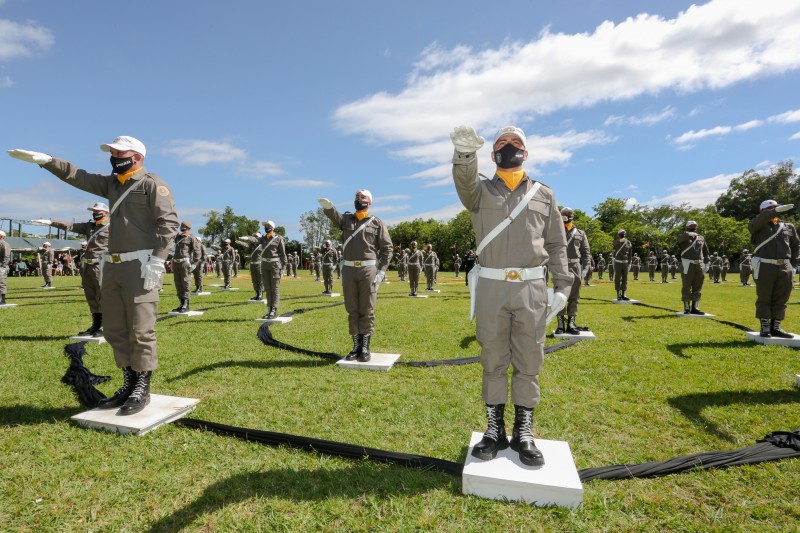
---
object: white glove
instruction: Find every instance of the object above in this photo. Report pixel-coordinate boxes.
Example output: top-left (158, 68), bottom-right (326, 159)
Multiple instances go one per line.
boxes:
top-left (775, 204), bottom-right (794, 213)
top-left (141, 256), bottom-right (166, 291)
top-left (8, 149), bottom-right (53, 165)
top-left (317, 198), bottom-right (334, 210)
top-left (450, 126), bottom-right (485, 153)
top-left (545, 292), bottom-right (568, 324)
top-left (372, 270), bottom-right (386, 289)
top-left (30, 219), bottom-right (52, 226)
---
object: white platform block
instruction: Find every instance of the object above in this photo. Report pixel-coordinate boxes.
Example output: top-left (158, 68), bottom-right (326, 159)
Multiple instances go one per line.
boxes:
top-left (69, 335), bottom-right (107, 344)
top-left (167, 310), bottom-right (204, 317)
top-left (255, 316), bottom-right (293, 324)
top-left (335, 352), bottom-right (401, 371)
top-left (554, 330), bottom-right (596, 340)
top-left (745, 331), bottom-right (800, 347)
top-left (320, 292), bottom-right (341, 297)
top-left (612, 299), bottom-right (640, 304)
top-left (0, 303), bottom-right (18, 308)
top-left (193, 291), bottom-right (211, 296)
top-left (424, 289), bottom-right (441, 293)
top-left (71, 394), bottom-right (200, 436)
top-left (409, 294), bottom-right (429, 298)
top-left (220, 287), bottom-right (240, 291)
top-left (462, 432), bottom-right (582, 508)
top-left (675, 312), bottom-right (716, 318)
top-left (42, 286), bottom-right (56, 290)
top-left (209, 284), bottom-right (223, 287)
top-left (795, 374), bottom-right (800, 387)
top-left (247, 299), bottom-right (268, 304)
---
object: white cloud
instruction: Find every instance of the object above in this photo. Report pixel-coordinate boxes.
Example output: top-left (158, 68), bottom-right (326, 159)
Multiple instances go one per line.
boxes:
top-left (647, 172), bottom-right (739, 207)
top-left (604, 106), bottom-right (676, 127)
top-left (0, 180), bottom-right (95, 220)
top-left (270, 179), bottom-right (335, 188)
top-left (672, 125), bottom-right (732, 145)
top-left (236, 160), bottom-right (285, 177)
top-left (733, 119), bottom-right (762, 131)
top-left (162, 139), bottom-right (247, 165)
top-left (0, 75), bottom-right (13, 88)
top-left (0, 19), bottom-right (54, 61)
top-left (768, 109), bottom-right (800, 124)
top-left (625, 197), bottom-right (638, 207)
top-left (377, 194), bottom-right (412, 201)
top-left (369, 204), bottom-right (413, 215)
top-left (789, 132), bottom-right (800, 141)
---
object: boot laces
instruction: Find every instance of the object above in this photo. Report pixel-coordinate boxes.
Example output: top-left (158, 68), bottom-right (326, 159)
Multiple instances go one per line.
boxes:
top-left (114, 368), bottom-right (134, 396)
top-left (128, 373), bottom-right (148, 401)
top-left (484, 406), bottom-right (502, 441)
top-left (517, 410), bottom-right (534, 444)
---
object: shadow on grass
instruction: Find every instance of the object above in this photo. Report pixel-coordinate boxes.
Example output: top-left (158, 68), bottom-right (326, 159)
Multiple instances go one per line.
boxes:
top-left (668, 389), bottom-right (800, 441)
top-left (0, 405), bottom-right (80, 426)
top-left (167, 359), bottom-right (333, 382)
top-left (620, 314), bottom-right (675, 323)
top-left (459, 335), bottom-right (477, 349)
top-left (146, 464), bottom-right (451, 533)
top-left (666, 339), bottom-right (754, 359)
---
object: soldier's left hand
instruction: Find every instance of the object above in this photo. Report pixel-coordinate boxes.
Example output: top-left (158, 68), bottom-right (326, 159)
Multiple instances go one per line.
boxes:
top-left (142, 256), bottom-right (166, 291)
top-left (450, 126), bottom-right (485, 153)
top-left (775, 203), bottom-right (794, 213)
top-left (30, 219), bottom-right (52, 226)
top-left (545, 292), bottom-right (568, 324)
top-left (372, 270), bottom-right (386, 288)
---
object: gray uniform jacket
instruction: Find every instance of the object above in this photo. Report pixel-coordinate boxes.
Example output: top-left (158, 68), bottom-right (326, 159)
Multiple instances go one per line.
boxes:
top-left (242, 235), bottom-right (266, 263)
top-left (407, 250), bottom-right (423, 267)
top-left (565, 226), bottom-right (591, 271)
top-left (43, 158), bottom-right (178, 259)
top-left (612, 238), bottom-right (632, 263)
top-left (260, 235), bottom-right (287, 267)
top-left (749, 212), bottom-right (800, 265)
top-left (174, 233), bottom-right (201, 262)
top-left (52, 219), bottom-right (109, 260)
top-left (423, 251), bottom-right (439, 268)
top-left (322, 248), bottom-right (339, 264)
top-left (0, 240), bottom-right (10, 269)
top-left (323, 208), bottom-right (392, 271)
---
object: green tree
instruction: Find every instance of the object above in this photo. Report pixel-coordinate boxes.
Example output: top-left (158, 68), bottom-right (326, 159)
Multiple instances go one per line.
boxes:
top-left (593, 197), bottom-right (633, 233)
top-left (715, 161), bottom-right (800, 222)
top-left (298, 207), bottom-right (341, 250)
top-left (198, 207), bottom-right (259, 247)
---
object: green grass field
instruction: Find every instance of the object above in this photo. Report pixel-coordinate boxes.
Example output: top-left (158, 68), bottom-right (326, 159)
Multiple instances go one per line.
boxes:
top-left (1, 271), bottom-right (798, 531)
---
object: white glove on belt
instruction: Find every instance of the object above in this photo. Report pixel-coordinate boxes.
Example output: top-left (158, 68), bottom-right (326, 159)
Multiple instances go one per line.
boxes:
top-left (8, 149), bottom-right (53, 165)
top-left (545, 292), bottom-right (568, 324)
top-left (141, 255), bottom-right (166, 291)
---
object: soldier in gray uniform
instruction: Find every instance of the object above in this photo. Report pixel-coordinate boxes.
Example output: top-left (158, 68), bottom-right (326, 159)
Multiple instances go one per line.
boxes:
top-left (0, 231), bottom-right (11, 305)
top-left (171, 221), bottom-right (202, 312)
top-left (192, 235), bottom-right (207, 293)
top-left (232, 247), bottom-right (240, 277)
top-left (9, 135), bottom-right (178, 415)
top-left (596, 253), bottom-right (605, 279)
top-left (219, 239), bottom-right (234, 288)
top-left (319, 190), bottom-right (393, 362)
top-left (397, 249), bottom-right (408, 281)
top-left (214, 252), bottom-right (222, 277)
top-left (451, 125), bottom-right (571, 467)
top-left (660, 249), bottom-right (670, 283)
top-left (670, 255), bottom-right (679, 279)
top-left (631, 253), bottom-right (641, 280)
top-left (740, 249), bottom-right (752, 286)
top-left (406, 241), bottom-right (424, 296)
top-left (293, 251), bottom-right (300, 278)
top-left (454, 253), bottom-right (462, 277)
top-left (258, 220), bottom-right (287, 319)
top-left (321, 239), bottom-right (339, 294)
top-left (50, 201), bottom-right (110, 335)
top-left (647, 251), bottom-right (657, 281)
top-left (749, 200), bottom-right (799, 337)
top-left (423, 243), bottom-right (439, 291)
top-left (584, 255), bottom-right (594, 286)
top-left (709, 252), bottom-right (722, 283)
top-left (238, 231), bottom-right (265, 300)
top-left (677, 220), bottom-right (710, 315)
top-left (613, 230), bottom-right (632, 300)
top-left (40, 242), bottom-right (55, 288)
top-left (555, 207), bottom-right (591, 335)
top-left (313, 249), bottom-right (322, 281)
top-left (721, 255), bottom-right (730, 282)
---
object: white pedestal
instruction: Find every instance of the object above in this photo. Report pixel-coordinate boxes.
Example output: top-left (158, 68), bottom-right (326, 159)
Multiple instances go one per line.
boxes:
top-left (71, 394), bottom-right (200, 436)
top-left (335, 352), bottom-right (401, 371)
top-left (0, 303), bottom-right (18, 308)
top-left (462, 432), bottom-right (582, 508)
top-left (745, 331), bottom-right (800, 347)
top-left (321, 292), bottom-right (341, 297)
top-left (795, 374), bottom-right (800, 387)
top-left (220, 287), bottom-right (240, 291)
top-left (554, 330), bottom-right (596, 340)
top-left (424, 289), bottom-right (441, 293)
top-left (194, 291), bottom-right (211, 296)
top-left (247, 299), bottom-right (268, 304)
top-left (255, 316), bottom-right (293, 324)
top-left (69, 335), bottom-right (107, 344)
top-left (42, 286), bottom-right (56, 290)
top-left (409, 294), bottom-right (429, 298)
top-left (209, 284), bottom-right (223, 287)
top-left (675, 312), bottom-right (716, 318)
top-left (612, 299), bottom-right (640, 304)
top-left (168, 310), bottom-right (204, 317)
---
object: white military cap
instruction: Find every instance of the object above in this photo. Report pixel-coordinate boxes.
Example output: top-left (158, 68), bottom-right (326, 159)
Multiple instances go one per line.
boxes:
top-left (100, 135), bottom-right (146, 157)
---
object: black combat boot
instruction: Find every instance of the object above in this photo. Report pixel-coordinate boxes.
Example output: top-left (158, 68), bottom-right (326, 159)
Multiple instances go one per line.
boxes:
top-left (616, 290), bottom-right (622, 300)
top-left (119, 370), bottom-right (152, 415)
top-left (554, 316), bottom-right (565, 334)
top-left (683, 301), bottom-right (691, 314)
top-left (267, 307), bottom-right (277, 319)
top-left (770, 319), bottom-right (793, 338)
top-left (250, 292), bottom-right (261, 301)
top-left (97, 367), bottom-right (135, 409)
top-left (172, 299), bottom-right (189, 313)
top-left (0, 294), bottom-right (6, 305)
top-left (358, 334), bottom-right (371, 362)
top-left (78, 313), bottom-right (103, 336)
top-left (471, 404), bottom-right (509, 461)
top-left (690, 301), bottom-right (704, 315)
top-left (759, 318), bottom-right (772, 338)
top-left (345, 335), bottom-right (361, 360)
top-left (510, 405), bottom-right (545, 466)
top-left (566, 316), bottom-right (581, 335)
top-left (621, 291), bottom-right (630, 301)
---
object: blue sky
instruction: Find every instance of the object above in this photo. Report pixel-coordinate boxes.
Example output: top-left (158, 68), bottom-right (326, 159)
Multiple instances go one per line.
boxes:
top-left (2, 0), bottom-right (799, 241)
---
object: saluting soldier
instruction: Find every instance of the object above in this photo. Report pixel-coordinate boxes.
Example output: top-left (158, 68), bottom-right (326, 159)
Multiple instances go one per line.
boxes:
top-left (171, 220), bottom-right (201, 312)
top-left (749, 200), bottom-right (799, 337)
top-left (40, 241), bottom-right (55, 288)
top-left (319, 190), bottom-right (393, 362)
top-left (238, 231), bottom-right (266, 301)
top-left (607, 251), bottom-right (615, 282)
top-left (50, 201), bottom-right (110, 335)
top-left (423, 243), bottom-right (439, 291)
top-left (709, 252), bottom-right (722, 283)
top-left (406, 241), bottom-right (424, 296)
top-left (647, 251), bottom-right (657, 281)
top-left (293, 251), bottom-right (300, 278)
top-left (0, 231), bottom-right (11, 305)
top-left (630, 253), bottom-right (641, 280)
top-left (451, 125), bottom-right (571, 467)
top-left (677, 220), bottom-right (710, 315)
top-left (740, 249), bottom-right (752, 286)
top-left (192, 235), bottom-right (207, 293)
top-left (258, 220), bottom-right (287, 319)
top-left (220, 239), bottom-right (235, 289)
top-left (9, 135), bottom-right (178, 415)
top-left (660, 249), bottom-right (670, 283)
top-left (454, 253), bottom-right (462, 277)
top-left (555, 207), bottom-right (591, 334)
top-left (596, 253), bottom-right (606, 279)
top-left (232, 247), bottom-right (240, 277)
top-left (321, 239), bottom-right (339, 294)
top-left (613, 230), bottom-right (632, 300)
top-left (721, 255), bottom-right (730, 282)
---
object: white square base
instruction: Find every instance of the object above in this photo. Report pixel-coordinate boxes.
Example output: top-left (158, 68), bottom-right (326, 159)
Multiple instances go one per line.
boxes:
top-left (675, 312), bottom-right (716, 318)
top-left (745, 331), bottom-right (800, 347)
top-left (220, 287), bottom-right (240, 291)
top-left (193, 291), bottom-right (212, 296)
top-left (247, 299), bottom-right (268, 304)
top-left (42, 286), bottom-right (56, 289)
top-left (321, 292), bottom-right (341, 297)
top-left (424, 289), bottom-right (441, 293)
top-left (71, 394), bottom-right (200, 436)
top-left (409, 294), bottom-right (429, 298)
top-left (168, 310), bottom-right (204, 317)
top-left (463, 432), bottom-right (582, 508)
top-left (255, 316), bottom-right (293, 324)
top-left (795, 374), bottom-right (800, 387)
top-left (0, 303), bottom-right (18, 308)
top-left (554, 330), bottom-right (596, 340)
top-left (612, 299), bottom-right (640, 304)
top-left (69, 335), bottom-right (107, 344)
top-left (335, 352), bottom-right (401, 371)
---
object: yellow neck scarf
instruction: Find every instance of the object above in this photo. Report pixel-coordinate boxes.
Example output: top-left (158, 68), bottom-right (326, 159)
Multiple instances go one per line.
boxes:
top-left (117, 168), bottom-right (138, 185)
top-left (265, 231), bottom-right (274, 239)
top-left (771, 217), bottom-right (779, 225)
top-left (564, 222), bottom-right (574, 231)
top-left (496, 170), bottom-right (526, 191)
top-left (355, 210), bottom-right (369, 221)
top-left (95, 216), bottom-right (109, 226)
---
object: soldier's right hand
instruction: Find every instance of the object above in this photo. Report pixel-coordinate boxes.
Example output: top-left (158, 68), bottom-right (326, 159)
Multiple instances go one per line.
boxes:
top-left (30, 219), bottom-right (53, 226)
top-left (450, 126), bottom-right (485, 153)
top-left (7, 149), bottom-right (53, 165)
top-left (317, 198), bottom-right (334, 210)
top-left (775, 204), bottom-right (794, 213)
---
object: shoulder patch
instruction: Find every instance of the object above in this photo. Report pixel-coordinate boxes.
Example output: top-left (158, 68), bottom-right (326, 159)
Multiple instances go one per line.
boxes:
top-left (157, 185), bottom-right (170, 197)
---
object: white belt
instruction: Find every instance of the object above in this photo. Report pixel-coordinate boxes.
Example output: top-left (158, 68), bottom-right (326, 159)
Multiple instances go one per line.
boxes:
top-left (756, 257), bottom-right (788, 265)
top-left (264, 258), bottom-right (281, 263)
top-left (323, 262), bottom-right (335, 266)
top-left (568, 258), bottom-right (581, 264)
top-left (85, 258), bottom-right (97, 265)
top-left (250, 260), bottom-right (262, 265)
top-left (104, 250), bottom-right (151, 264)
top-left (174, 257), bottom-right (191, 265)
top-left (614, 259), bottom-right (628, 264)
top-left (342, 259), bottom-right (377, 267)
top-left (478, 266), bottom-right (546, 282)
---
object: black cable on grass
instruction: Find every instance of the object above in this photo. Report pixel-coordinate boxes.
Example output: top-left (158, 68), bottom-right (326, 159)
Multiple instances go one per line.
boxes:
top-left (60, 342), bottom-right (110, 408)
top-left (257, 322), bottom-right (342, 361)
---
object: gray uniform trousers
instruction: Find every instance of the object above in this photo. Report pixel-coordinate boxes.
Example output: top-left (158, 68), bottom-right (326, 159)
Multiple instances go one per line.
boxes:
top-left (260, 260), bottom-right (282, 309)
top-left (408, 264), bottom-right (421, 293)
top-left (193, 261), bottom-right (205, 290)
top-left (102, 260), bottom-right (159, 372)
top-left (222, 260), bottom-right (232, 286)
top-left (323, 263), bottom-right (335, 291)
top-left (558, 262), bottom-right (582, 317)
top-left (82, 261), bottom-right (102, 313)
top-left (740, 266), bottom-right (751, 285)
top-left (424, 265), bottom-right (436, 289)
top-left (42, 261), bottom-right (53, 283)
top-left (614, 260), bottom-right (629, 291)
top-left (173, 260), bottom-right (192, 300)
top-left (477, 277), bottom-right (547, 409)
top-left (0, 266), bottom-right (7, 296)
top-left (250, 262), bottom-right (264, 294)
top-left (342, 264), bottom-right (378, 335)
top-left (681, 262), bottom-right (705, 302)
top-left (755, 263), bottom-right (793, 320)
top-left (648, 264), bottom-right (656, 280)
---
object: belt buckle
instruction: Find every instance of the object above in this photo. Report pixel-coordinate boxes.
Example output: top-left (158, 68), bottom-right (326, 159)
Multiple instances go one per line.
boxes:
top-left (777, 259), bottom-right (786, 265)
top-left (354, 261), bottom-right (362, 266)
top-left (504, 269), bottom-right (521, 281)
top-left (111, 254), bottom-right (121, 263)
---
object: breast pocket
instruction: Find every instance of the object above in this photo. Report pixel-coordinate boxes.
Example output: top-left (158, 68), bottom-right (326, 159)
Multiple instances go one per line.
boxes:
top-left (525, 198), bottom-right (550, 236)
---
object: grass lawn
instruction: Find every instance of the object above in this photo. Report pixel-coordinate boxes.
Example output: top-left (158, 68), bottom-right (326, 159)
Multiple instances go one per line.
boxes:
top-left (1, 271), bottom-right (798, 531)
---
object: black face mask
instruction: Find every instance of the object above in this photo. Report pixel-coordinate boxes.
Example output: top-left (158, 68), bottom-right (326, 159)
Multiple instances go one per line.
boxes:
top-left (354, 200), bottom-right (369, 211)
top-left (180, 226), bottom-right (189, 233)
top-left (110, 155), bottom-right (134, 175)
top-left (92, 211), bottom-right (106, 222)
top-left (493, 143), bottom-right (525, 169)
